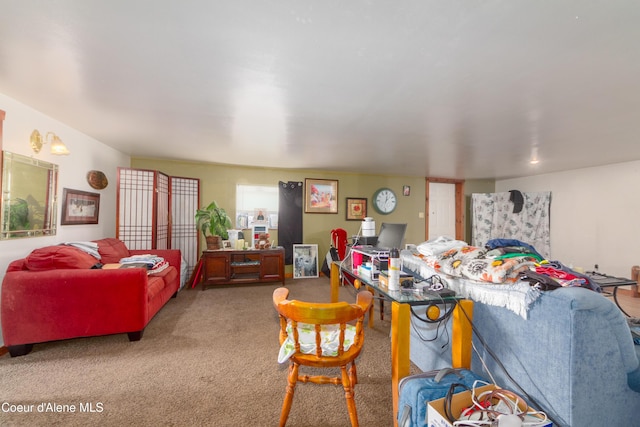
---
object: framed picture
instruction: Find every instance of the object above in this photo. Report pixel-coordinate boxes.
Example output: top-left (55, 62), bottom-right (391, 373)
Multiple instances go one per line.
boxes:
top-left (253, 208), bottom-right (268, 223)
top-left (61, 188), bottom-right (100, 225)
top-left (403, 185), bottom-right (411, 196)
top-left (346, 197), bottom-right (367, 221)
top-left (293, 244), bottom-right (319, 279)
top-left (305, 178), bottom-right (338, 214)
top-left (222, 240), bottom-right (232, 249)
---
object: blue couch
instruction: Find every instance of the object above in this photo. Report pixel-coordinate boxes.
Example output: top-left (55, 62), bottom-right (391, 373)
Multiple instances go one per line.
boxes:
top-left (409, 287), bottom-right (640, 426)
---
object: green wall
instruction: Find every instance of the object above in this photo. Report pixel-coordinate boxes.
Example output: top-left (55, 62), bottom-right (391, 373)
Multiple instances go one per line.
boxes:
top-left (131, 158), bottom-right (426, 263)
top-left (131, 157), bottom-right (495, 271)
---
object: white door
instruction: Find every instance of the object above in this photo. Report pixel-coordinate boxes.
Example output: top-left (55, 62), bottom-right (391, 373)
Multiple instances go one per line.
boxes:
top-left (428, 182), bottom-right (456, 240)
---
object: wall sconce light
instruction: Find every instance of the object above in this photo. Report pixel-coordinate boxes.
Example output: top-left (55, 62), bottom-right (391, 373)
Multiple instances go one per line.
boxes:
top-left (30, 129), bottom-right (70, 155)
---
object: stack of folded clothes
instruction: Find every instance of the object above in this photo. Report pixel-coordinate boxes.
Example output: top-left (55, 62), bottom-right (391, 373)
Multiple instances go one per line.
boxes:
top-left (119, 254), bottom-right (169, 275)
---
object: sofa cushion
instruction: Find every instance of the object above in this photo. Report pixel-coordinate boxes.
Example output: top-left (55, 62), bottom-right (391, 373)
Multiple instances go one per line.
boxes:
top-left (147, 276), bottom-right (166, 302)
top-left (6, 259), bottom-right (27, 272)
top-left (95, 238), bottom-right (130, 264)
top-left (25, 245), bottom-right (100, 271)
top-left (149, 263), bottom-right (178, 282)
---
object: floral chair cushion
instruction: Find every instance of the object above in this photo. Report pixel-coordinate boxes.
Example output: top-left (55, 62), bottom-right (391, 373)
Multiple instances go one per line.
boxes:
top-left (278, 321), bottom-right (356, 363)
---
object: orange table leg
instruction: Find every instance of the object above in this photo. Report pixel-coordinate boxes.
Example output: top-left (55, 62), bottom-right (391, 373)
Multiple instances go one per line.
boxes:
top-left (391, 301), bottom-right (411, 427)
top-left (452, 299), bottom-right (474, 369)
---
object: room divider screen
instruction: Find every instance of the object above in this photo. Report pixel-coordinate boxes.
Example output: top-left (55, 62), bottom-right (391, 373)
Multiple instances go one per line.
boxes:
top-left (170, 175), bottom-right (200, 274)
top-left (117, 167), bottom-right (200, 279)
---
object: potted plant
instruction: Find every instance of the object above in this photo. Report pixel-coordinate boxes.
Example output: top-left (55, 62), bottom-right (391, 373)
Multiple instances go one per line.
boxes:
top-left (195, 200), bottom-right (232, 250)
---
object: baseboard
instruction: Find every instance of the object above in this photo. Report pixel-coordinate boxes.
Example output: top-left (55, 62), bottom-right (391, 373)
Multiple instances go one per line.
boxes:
top-left (617, 288), bottom-right (639, 298)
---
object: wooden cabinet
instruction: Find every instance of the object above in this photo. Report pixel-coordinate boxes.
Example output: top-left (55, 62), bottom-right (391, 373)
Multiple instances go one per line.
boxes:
top-left (200, 247), bottom-right (285, 289)
top-left (202, 252), bottom-right (230, 285)
top-left (261, 251), bottom-right (284, 280)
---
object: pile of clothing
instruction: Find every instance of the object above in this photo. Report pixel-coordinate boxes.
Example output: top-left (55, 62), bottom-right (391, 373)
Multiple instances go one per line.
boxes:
top-left (119, 254), bottom-right (169, 275)
top-left (485, 238), bottom-right (602, 292)
top-left (415, 237), bottom-right (538, 284)
top-left (415, 236), bottom-right (602, 292)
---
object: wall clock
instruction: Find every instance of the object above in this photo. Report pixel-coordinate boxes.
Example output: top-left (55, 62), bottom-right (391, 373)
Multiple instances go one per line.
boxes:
top-left (373, 188), bottom-right (397, 214)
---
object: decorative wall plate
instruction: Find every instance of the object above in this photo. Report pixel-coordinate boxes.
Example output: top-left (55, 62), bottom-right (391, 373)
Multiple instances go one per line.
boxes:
top-left (87, 170), bottom-right (108, 189)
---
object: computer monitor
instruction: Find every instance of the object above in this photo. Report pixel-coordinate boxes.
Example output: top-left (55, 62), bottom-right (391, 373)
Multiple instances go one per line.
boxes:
top-left (375, 222), bottom-right (407, 250)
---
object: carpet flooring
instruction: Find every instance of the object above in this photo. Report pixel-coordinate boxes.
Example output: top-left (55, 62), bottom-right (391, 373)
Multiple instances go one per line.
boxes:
top-left (0, 278), bottom-right (395, 426)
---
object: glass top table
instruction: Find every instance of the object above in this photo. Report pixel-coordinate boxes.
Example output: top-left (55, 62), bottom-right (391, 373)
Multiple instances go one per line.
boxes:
top-left (338, 262), bottom-right (461, 306)
top-left (330, 261), bottom-right (472, 427)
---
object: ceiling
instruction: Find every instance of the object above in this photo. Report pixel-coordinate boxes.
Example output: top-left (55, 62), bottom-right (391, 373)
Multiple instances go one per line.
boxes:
top-left (1, 1), bottom-right (639, 180)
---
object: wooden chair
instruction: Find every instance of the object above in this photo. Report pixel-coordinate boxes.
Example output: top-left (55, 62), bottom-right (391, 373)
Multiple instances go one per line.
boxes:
top-left (272, 287), bottom-right (373, 427)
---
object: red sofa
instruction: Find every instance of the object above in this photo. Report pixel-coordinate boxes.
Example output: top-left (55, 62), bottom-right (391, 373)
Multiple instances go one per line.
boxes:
top-left (1, 238), bottom-right (181, 357)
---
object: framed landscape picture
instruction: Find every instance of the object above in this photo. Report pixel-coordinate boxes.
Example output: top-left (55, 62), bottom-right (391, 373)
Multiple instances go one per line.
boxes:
top-left (293, 244), bottom-right (319, 279)
top-left (305, 178), bottom-right (338, 214)
top-left (346, 197), bottom-right (367, 221)
top-left (61, 188), bottom-right (100, 225)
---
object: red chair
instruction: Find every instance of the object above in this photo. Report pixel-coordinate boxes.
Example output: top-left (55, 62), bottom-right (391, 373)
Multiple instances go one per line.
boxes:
top-left (331, 228), bottom-right (348, 260)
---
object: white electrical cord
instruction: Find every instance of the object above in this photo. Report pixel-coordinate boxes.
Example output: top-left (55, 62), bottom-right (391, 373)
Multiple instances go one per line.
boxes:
top-left (453, 420), bottom-right (493, 426)
top-left (452, 381), bottom-right (550, 427)
top-left (471, 341), bottom-right (498, 385)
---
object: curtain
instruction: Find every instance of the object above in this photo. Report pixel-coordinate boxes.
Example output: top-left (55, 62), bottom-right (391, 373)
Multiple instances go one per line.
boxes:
top-left (278, 181), bottom-right (303, 265)
top-left (471, 191), bottom-right (552, 259)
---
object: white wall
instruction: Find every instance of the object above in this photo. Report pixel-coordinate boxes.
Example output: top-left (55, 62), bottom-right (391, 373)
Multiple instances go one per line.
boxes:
top-left (496, 161), bottom-right (640, 278)
top-left (0, 93), bottom-right (130, 280)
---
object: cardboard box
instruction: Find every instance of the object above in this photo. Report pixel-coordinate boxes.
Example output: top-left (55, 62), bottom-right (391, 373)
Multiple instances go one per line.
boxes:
top-left (358, 264), bottom-right (372, 278)
top-left (427, 384), bottom-right (552, 427)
